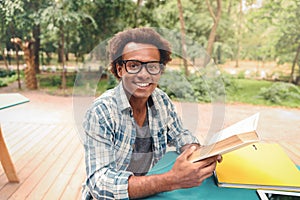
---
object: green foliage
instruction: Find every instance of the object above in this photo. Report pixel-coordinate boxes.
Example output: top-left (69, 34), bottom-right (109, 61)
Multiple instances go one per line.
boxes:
top-left (0, 70), bottom-right (18, 87)
top-left (106, 74), bottom-right (118, 90)
top-left (159, 70), bottom-right (234, 103)
top-left (159, 70), bottom-right (196, 101)
top-left (96, 79), bottom-right (111, 96)
top-left (0, 69), bottom-right (16, 77)
top-left (274, 0), bottom-right (300, 64)
top-left (38, 73), bottom-right (76, 88)
top-left (0, 79), bottom-right (7, 87)
top-left (1, 0), bottom-right (300, 84)
top-left (220, 73), bottom-right (239, 93)
top-left (39, 71), bottom-right (113, 95)
top-left (0, 68), bottom-right (17, 87)
top-left (39, 0), bottom-right (97, 59)
top-left (38, 74), bottom-right (61, 87)
top-left (258, 82), bottom-right (300, 105)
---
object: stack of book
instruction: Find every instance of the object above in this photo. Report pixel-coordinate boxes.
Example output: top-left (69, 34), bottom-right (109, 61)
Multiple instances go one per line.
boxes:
top-left (214, 142), bottom-right (300, 192)
top-left (187, 112), bottom-right (300, 198)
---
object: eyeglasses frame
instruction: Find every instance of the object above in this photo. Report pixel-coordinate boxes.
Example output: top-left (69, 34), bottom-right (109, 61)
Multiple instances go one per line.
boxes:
top-left (120, 59), bottom-right (165, 75)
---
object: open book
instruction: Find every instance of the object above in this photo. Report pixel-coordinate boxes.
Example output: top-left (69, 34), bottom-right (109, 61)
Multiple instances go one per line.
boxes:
top-left (188, 113), bottom-right (260, 162)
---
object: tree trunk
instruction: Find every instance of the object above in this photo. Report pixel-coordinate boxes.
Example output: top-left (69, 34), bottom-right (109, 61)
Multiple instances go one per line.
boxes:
top-left (11, 38), bottom-right (37, 90)
top-left (31, 0), bottom-right (40, 74)
top-left (32, 24), bottom-right (40, 73)
top-left (206, 0), bottom-right (222, 57)
top-left (235, 0), bottom-right (242, 68)
top-left (0, 47), bottom-right (9, 70)
top-left (60, 24), bottom-right (67, 91)
top-left (177, 0), bottom-right (189, 76)
top-left (0, 10), bottom-right (9, 70)
top-left (289, 44), bottom-right (300, 83)
top-left (14, 43), bottom-right (21, 89)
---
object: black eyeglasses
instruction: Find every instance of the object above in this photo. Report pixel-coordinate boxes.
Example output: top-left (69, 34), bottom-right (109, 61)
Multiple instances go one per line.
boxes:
top-left (120, 60), bottom-right (164, 75)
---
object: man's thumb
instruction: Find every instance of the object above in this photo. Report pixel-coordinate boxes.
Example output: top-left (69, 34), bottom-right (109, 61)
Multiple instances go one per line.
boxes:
top-left (180, 145), bottom-right (197, 160)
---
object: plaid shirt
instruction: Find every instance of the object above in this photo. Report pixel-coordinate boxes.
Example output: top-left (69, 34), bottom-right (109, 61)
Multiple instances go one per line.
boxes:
top-left (81, 82), bottom-right (199, 200)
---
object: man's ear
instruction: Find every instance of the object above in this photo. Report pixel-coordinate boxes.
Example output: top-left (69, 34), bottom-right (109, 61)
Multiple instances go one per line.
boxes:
top-left (116, 64), bottom-right (123, 78)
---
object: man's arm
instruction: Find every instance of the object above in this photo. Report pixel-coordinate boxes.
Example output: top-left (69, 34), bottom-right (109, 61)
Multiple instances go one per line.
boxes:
top-left (128, 146), bottom-right (219, 199)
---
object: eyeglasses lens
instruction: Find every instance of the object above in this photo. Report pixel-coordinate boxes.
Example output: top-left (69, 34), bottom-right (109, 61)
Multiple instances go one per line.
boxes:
top-left (125, 60), bottom-right (162, 75)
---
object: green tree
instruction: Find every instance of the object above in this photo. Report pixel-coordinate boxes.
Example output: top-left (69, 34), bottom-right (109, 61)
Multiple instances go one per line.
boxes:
top-left (274, 0), bottom-right (300, 83)
top-left (205, 0), bottom-right (222, 57)
top-left (40, 0), bottom-right (96, 90)
top-left (245, 0), bottom-right (300, 82)
top-left (1, 0), bottom-right (40, 89)
top-left (177, 0), bottom-right (189, 76)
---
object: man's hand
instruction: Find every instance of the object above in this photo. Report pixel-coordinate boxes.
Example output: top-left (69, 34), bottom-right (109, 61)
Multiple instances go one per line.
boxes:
top-left (167, 146), bottom-right (220, 189)
top-left (128, 146), bottom-right (222, 199)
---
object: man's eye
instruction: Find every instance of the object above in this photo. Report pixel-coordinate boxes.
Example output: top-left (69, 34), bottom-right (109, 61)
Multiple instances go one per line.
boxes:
top-left (148, 64), bottom-right (159, 69)
top-left (129, 64), bottom-right (139, 69)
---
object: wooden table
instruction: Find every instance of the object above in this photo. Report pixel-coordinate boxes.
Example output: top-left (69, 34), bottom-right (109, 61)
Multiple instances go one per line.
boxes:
top-left (0, 93), bottom-right (29, 183)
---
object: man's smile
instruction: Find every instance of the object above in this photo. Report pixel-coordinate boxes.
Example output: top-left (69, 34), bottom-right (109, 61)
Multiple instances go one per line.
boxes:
top-left (135, 82), bottom-right (151, 88)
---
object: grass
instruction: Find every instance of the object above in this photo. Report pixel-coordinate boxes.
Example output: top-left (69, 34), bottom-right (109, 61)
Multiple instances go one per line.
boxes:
top-left (226, 79), bottom-right (273, 105)
top-left (226, 79), bottom-right (300, 108)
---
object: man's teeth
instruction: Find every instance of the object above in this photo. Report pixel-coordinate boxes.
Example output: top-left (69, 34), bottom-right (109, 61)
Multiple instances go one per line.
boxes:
top-left (136, 83), bottom-right (150, 87)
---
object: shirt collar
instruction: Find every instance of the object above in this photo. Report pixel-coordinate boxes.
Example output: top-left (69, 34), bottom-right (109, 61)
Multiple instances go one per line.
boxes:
top-left (115, 82), bottom-right (131, 112)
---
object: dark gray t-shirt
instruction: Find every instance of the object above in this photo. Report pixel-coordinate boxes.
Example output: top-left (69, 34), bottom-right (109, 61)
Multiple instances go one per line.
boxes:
top-left (127, 117), bottom-right (153, 176)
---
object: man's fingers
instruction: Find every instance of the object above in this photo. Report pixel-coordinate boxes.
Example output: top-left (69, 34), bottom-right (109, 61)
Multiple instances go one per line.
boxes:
top-left (217, 155), bottom-right (223, 163)
top-left (178, 145), bottom-right (197, 160)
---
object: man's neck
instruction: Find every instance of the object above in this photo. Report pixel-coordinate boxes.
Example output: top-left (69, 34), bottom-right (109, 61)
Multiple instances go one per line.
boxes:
top-left (129, 98), bottom-right (148, 127)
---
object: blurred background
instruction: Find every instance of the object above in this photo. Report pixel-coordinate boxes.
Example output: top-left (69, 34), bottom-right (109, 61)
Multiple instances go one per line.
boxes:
top-left (0, 0), bottom-right (299, 108)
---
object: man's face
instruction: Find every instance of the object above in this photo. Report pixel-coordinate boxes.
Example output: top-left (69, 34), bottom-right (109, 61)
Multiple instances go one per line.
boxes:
top-left (116, 42), bottom-right (161, 101)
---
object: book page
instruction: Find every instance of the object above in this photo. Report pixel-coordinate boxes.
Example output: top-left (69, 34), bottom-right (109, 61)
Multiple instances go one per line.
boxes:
top-left (206, 113), bottom-right (260, 145)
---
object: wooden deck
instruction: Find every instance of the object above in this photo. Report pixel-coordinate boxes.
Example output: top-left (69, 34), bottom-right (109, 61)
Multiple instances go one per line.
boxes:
top-left (0, 122), bottom-right (85, 200)
top-left (0, 106), bottom-right (300, 200)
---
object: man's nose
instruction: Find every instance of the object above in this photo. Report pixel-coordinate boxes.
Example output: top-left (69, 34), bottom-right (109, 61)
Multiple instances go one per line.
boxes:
top-left (137, 64), bottom-right (150, 75)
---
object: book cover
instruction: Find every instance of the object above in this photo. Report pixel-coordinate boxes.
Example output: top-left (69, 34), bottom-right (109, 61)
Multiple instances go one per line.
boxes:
top-left (215, 142), bottom-right (300, 192)
top-left (188, 113), bottom-right (260, 162)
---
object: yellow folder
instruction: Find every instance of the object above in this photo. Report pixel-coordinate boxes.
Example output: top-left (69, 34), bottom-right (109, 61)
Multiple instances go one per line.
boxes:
top-left (215, 142), bottom-right (300, 192)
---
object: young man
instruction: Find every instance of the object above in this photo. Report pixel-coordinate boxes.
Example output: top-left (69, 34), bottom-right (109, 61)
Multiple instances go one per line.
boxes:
top-left (82, 27), bottom-right (221, 199)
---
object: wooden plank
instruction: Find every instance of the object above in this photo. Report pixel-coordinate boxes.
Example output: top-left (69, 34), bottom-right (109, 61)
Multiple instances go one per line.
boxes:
top-left (60, 156), bottom-right (85, 200)
top-left (0, 124), bottom-right (70, 199)
top-left (0, 124), bottom-right (63, 189)
top-left (7, 124), bottom-right (52, 159)
top-left (7, 125), bottom-right (76, 199)
top-left (25, 130), bottom-right (80, 199)
top-left (1, 122), bottom-right (30, 142)
top-left (42, 141), bottom-right (84, 199)
top-left (0, 124), bottom-right (63, 196)
top-left (4, 123), bottom-right (35, 144)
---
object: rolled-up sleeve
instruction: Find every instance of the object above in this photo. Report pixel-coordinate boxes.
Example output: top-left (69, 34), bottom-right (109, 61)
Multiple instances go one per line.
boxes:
top-left (82, 106), bottom-right (133, 200)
